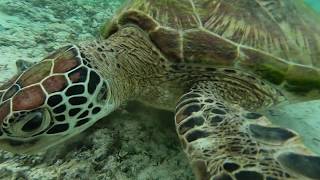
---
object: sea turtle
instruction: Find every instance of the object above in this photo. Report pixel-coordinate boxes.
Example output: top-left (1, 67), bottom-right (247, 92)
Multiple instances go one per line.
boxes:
top-left (0, 0), bottom-right (320, 179)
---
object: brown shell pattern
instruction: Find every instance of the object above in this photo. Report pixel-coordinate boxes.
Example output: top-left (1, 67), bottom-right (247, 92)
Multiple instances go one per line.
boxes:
top-left (101, 0), bottom-right (320, 92)
top-left (105, 0), bottom-right (320, 66)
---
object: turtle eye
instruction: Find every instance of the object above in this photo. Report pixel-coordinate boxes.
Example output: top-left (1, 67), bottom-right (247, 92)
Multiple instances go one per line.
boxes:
top-left (22, 112), bottom-right (43, 132)
top-left (5, 109), bottom-right (52, 138)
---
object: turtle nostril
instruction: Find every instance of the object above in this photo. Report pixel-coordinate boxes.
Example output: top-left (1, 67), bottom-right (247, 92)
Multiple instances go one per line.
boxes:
top-left (22, 112), bottom-right (43, 132)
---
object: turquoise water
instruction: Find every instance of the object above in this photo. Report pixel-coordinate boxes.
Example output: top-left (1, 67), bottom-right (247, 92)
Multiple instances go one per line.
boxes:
top-left (306, 0), bottom-right (320, 12)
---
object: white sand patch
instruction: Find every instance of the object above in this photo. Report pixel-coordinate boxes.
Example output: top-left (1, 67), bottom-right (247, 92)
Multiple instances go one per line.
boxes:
top-left (269, 101), bottom-right (320, 154)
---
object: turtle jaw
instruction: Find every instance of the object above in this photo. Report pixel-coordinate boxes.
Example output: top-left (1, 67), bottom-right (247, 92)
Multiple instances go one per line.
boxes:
top-left (0, 134), bottom-right (64, 154)
top-left (0, 108), bottom-right (58, 154)
top-left (0, 100), bottom-right (116, 154)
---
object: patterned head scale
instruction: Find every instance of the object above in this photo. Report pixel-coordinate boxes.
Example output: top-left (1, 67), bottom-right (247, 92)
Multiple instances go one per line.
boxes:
top-left (0, 45), bottom-right (113, 153)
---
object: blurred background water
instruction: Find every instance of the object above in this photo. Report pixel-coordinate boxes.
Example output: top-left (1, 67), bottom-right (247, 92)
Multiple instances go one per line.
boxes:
top-left (306, 0), bottom-right (320, 12)
top-left (0, 0), bottom-right (319, 179)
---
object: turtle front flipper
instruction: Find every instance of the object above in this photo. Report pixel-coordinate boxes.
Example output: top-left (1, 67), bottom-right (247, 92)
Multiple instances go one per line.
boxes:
top-left (175, 81), bottom-right (320, 180)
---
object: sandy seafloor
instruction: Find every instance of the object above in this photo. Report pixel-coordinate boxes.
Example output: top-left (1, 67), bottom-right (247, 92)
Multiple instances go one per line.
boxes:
top-left (0, 0), bottom-right (320, 179)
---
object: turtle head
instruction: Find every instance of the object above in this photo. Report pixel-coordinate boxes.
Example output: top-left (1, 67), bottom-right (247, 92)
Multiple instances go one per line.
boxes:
top-left (0, 45), bottom-right (114, 154)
